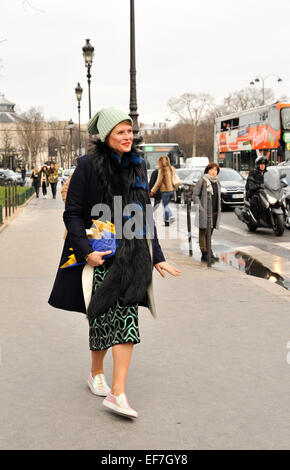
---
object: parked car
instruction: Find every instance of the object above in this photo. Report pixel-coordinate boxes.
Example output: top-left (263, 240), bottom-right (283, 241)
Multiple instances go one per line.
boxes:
top-left (181, 169), bottom-right (204, 204)
top-left (0, 169), bottom-right (24, 186)
top-left (61, 168), bottom-right (74, 185)
top-left (174, 168), bottom-right (205, 203)
top-left (218, 168), bottom-right (246, 209)
top-left (181, 167), bottom-right (245, 209)
top-left (0, 169), bottom-right (6, 185)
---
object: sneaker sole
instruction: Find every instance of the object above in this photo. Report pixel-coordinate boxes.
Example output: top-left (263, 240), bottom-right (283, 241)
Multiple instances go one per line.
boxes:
top-left (103, 399), bottom-right (138, 418)
top-left (87, 381), bottom-right (109, 397)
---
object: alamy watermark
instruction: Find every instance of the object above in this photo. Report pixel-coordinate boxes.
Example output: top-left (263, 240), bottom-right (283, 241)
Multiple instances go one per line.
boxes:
top-left (91, 196), bottom-right (199, 241)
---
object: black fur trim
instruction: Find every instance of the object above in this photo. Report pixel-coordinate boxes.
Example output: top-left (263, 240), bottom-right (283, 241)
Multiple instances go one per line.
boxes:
top-left (87, 142), bottom-right (152, 325)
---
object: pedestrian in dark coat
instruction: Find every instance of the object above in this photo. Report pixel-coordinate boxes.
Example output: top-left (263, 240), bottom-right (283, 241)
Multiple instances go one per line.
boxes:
top-left (48, 107), bottom-right (181, 419)
top-left (30, 166), bottom-right (40, 198)
top-left (21, 166), bottom-right (26, 182)
top-left (245, 155), bottom-right (268, 221)
top-left (39, 165), bottom-right (49, 198)
top-left (48, 162), bottom-right (58, 199)
top-left (193, 163), bottom-right (221, 262)
top-left (149, 168), bottom-right (161, 211)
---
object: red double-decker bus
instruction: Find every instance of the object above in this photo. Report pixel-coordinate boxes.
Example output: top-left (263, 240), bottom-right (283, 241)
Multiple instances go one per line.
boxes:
top-left (214, 102), bottom-right (290, 175)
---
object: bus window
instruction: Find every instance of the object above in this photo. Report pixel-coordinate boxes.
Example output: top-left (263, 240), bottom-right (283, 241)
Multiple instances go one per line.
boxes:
top-left (281, 108), bottom-right (290, 130)
top-left (268, 107), bottom-right (280, 131)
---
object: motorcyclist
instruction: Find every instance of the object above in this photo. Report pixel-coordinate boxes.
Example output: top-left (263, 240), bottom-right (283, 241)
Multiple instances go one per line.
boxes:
top-left (244, 154), bottom-right (268, 222)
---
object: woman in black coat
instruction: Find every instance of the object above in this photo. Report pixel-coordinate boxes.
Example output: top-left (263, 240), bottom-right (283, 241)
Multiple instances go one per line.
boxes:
top-left (48, 107), bottom-right (180, 418)
top-left (30, 166), bottom-right (40, 198)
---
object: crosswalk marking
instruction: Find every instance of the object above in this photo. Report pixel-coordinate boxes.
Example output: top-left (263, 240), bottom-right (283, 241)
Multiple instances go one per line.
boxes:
top-left (274, 242), bottom-right (290, 250)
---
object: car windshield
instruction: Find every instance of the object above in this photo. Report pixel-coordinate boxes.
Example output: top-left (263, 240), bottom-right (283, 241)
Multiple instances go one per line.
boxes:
top-left (218, 169), bottom-right (244, 182)
top-left (264, 168), bottom-right (282, 191)
top-left (281, 169), bottom-right (290, 185)
top-left (4, 170), bottom-right (15, 176)
top-left (183, 170), bottom-right (203, 183)
top-left (270, 167), bottom-right (290, 185)
top-left (176, 169), bottom-right (195, 180)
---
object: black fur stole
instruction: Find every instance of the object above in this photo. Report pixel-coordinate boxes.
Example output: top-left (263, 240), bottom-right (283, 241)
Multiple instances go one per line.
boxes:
top-left (86, 141), bottom-right (152, 325)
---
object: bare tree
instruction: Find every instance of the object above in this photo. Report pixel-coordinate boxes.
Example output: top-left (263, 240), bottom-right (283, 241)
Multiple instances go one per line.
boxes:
top-left (0, 129), bottom-right (13, 168)
top-left (223, 87), bottom-right (275, 113)
top-left (18, 107), bottom-right (46, 169)
top-left (22, 1), bottom-right (46, 13)
top-left (168, 93), bottom-right (214, 157)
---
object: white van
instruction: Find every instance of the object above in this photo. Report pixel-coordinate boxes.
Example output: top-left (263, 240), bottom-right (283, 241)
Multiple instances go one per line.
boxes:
top-left (185, 157), bottom-right (209, 168)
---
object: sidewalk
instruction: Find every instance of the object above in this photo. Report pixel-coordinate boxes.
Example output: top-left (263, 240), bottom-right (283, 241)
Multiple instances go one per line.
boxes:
top-left (1, 192), bottom-right (290, 450)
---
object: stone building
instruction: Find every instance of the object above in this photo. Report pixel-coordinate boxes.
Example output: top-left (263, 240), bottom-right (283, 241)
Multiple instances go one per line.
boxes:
top-left (0, 93), bottom-right (88, 169)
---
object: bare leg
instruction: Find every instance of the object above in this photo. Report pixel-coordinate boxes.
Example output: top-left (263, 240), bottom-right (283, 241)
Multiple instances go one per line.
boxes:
top-left (91, 350), bottom-right (108, 377)
top-left (111, 343), bottom-right (134, 396)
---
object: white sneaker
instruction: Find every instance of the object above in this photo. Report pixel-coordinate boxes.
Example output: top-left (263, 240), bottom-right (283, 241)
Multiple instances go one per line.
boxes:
top-left (87, 373), bottom-right (110, 396)
top-left (103, 392), bottom-right (138, 418)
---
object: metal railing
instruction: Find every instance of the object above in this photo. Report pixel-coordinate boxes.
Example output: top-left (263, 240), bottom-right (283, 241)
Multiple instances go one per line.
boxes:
top-left (0, 182), bottom-right (35, 224)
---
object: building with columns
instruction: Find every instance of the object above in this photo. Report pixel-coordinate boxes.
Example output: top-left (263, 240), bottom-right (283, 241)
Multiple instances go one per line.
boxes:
top-left (0, 93), bottom-right (88, 169)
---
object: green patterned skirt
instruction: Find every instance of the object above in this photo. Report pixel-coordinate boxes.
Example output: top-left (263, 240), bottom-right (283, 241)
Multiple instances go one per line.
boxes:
top-left (89, 258), bottom-right (140, 351)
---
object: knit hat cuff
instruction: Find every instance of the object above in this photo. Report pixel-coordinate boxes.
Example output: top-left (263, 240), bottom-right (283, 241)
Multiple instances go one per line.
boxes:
top-left (87, 107), bottom-right (133, 141)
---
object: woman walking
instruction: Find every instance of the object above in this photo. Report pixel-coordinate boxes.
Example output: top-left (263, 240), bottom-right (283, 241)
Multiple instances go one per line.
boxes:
top-left (193, 162), bottom-right (221, 262)
top-left (48, 107), bottom-right (180, 419)
top-left (39, 164), bottom-right (49, 198)
top-left (30, 166), bottom-right (40, 198)
top-left (48, 162), bottom-right (58, 199)
top-left (149, 155), bottom-right (176, 226)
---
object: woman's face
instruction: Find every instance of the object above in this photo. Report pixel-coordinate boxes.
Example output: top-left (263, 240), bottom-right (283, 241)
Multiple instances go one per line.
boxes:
top-left (208, 167), bottom-right (218, 177)
top-left (107, 121), bottom-right (133, 156)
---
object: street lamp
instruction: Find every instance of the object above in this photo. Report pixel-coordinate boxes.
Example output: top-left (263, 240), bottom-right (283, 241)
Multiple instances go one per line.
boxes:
top-left (82, 39), bottom-right (94, 119)
top-left (75, 82), bottom-right (83, 157)
top-left (68, 119), bottom-right (74, 168)
top-left (165, 118), bottom-right (171, 142)
top-left (250, 74), bottom-right (283, 105)
top-left (129, 0), bottom-right (142, 144)
top-left (54, 147), bottom-right (58, 165)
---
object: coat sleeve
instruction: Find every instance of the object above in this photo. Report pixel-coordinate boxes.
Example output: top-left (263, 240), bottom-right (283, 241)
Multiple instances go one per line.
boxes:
top-left (142, 160), bottom-right (165, 264)
top-left (151, 170), bottom-right (162, 194)
top-left (63, 159), bottom-right (93, 263)
top-left (246, 171), bottom-right (261, 198)
top-left (149, 170), bottom-right (157, 191)
top-left (193, 178), bottom-right (204, 206)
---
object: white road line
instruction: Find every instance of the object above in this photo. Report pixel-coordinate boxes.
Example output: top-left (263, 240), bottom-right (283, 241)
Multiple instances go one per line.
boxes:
top-left (220, 224), bottom-right (250, 237)
top-left (274, 242), bottom-right (290, 250)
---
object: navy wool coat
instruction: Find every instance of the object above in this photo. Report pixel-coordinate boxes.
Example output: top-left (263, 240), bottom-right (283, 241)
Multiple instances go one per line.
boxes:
top-left (48, 154), bottom-right (165, 314)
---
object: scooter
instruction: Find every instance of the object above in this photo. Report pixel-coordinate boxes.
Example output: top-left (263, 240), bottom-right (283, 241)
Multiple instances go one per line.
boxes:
top-left (235, 168), bottom-right (287, 236)
top-left (284, 186), bottom-right (290, 229)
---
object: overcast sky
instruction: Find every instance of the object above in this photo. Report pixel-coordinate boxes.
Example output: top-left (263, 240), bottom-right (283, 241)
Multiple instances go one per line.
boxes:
top-left (1, 0), bottom-right (290, 126)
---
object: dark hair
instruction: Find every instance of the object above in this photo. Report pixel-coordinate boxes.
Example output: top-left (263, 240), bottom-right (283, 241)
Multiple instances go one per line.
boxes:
top-left (204, 162), bottom-right (220, 174)
top-left (89, 140), bottom-right (145, 208)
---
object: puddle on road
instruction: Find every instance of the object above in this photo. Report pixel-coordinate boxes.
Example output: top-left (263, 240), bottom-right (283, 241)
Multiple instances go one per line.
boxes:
top-left (217, 250), bottom-right (290, 290)
top-left (181, 240), bottom-right (290, 290)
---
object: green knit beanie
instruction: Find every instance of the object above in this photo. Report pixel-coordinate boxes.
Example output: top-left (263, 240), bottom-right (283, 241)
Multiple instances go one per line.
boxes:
top-left (87, 107), bottom-right (133, 141)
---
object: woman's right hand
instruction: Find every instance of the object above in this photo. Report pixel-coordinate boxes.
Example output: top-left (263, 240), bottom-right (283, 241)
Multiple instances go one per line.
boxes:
top-left (86, 250), bottom-right (112, 266)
